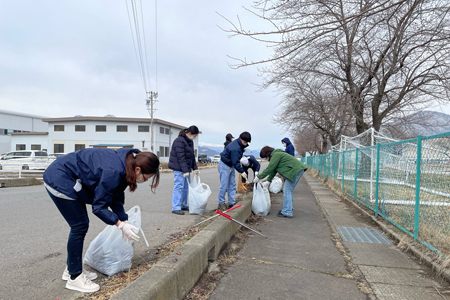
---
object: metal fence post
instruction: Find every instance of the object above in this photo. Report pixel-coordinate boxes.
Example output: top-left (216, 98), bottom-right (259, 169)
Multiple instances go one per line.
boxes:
top-left (354, 148), bottom-right (358, 199)
top-left (333, 152), bottom-right (336, 184)
top-left (414, 136), bottom-right (422, 241)
top-left (375, 143), bottom-right (381, 217)
top-left (342, 151), bottom-right (345, 192)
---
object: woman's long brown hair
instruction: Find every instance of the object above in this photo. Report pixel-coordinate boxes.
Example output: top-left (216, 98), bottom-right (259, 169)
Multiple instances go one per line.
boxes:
top-left (125, 151), bottom-right (160, 192)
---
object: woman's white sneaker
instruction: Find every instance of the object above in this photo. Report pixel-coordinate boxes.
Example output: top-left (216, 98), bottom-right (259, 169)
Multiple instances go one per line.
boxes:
top-left (62, 266), bottom-right (98, 281)
top-left (65, 273), bottom-right (100, 293)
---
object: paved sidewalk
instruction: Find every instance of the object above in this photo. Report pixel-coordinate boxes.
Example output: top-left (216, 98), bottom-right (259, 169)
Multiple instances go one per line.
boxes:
top-left (209, 172), bottom-right (449, 300)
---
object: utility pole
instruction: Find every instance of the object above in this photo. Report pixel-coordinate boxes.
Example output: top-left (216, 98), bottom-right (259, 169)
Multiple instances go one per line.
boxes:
top-left (146, 91), bottom-right (158, 152)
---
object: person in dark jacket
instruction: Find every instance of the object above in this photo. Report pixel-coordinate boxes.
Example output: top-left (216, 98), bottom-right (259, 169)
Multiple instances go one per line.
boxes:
top-left (240, 155), bottom-right (261, 190)
top-left (223, 133), bottom-right (234, 148)
top-left (282, 137), bottom-right (295, 156)
top-left (168, 125), bottom-right (199, 215)
top-left (255, 146), bottom-right (308, 218)
top-left (218, 131), bottom-right (251, 209)
top-left (43, 148), bottom-right (160, 293)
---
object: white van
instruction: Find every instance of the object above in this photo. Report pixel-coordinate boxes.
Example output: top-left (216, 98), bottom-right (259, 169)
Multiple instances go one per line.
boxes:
top-left (0, 150), bottom-right (49, 170)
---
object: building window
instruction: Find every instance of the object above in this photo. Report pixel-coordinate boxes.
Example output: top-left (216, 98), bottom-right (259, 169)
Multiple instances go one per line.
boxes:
top-left (75, 144), bottom-right (86, 151)
top-left (165, 147), bottom-right (169, 157)
top-left (16, 144), bottom-right (26, 150)
top-left (75, 125), bottom-right (86, 132)
top-left (160, 126), bottom-right (170, 135)
top-left (96, 125), bottom-right (106, 132)
top-left (138, 125), bottom-right (149, 132)
top-left (54, 144), bottom-right (64, 153)
top-left (117, 125), bottom-right (128, 132)
top-left (165, 128), bottom-right (170, 135)
top-left (160, 126), bottom-right (164, 134)
top-left (31, 144), bottom-right (41, 150)
top-left (159, 146), bottom-right (165, 157)
top-left (54, 125), bottom-right (64, 132)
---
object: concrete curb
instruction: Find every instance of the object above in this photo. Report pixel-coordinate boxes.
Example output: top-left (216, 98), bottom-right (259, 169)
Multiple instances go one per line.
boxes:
top-left (307, 173), bottom-right (450, 284)
top-left (111, 194), bottom-right (252, 300)
top-left (0, 177), bottom-right (43, 188)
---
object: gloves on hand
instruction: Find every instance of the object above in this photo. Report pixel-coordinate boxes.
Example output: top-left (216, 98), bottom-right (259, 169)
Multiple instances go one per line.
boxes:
top-left (255, 171), bottom-right (259, 176)
top-left (254, 176), bottom-right (260, 183)
top-left (118, 221), bottom-right (140, 243)
top-left (183, 172), bottom-right (189, 178)
top-left (194, 170), bottom-right (200, 176)
top-left (262, 181), bottom-right (271, 188)
top-left (241, 172), bottom-right (248, 181)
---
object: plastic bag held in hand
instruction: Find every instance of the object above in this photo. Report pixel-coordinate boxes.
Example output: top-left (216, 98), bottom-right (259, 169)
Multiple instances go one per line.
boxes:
top-left (118, 222), bottom-right (139, 243)
top-left (188, 176), bottom-right (211, 215)
top-left (84, 206), bottom-right (149, 276)
top-left (252, 183), bottom-right (271, 216)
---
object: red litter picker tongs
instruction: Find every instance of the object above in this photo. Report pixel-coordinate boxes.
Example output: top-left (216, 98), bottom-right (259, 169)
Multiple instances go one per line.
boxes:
top-left (215, 210), bottom-right (267, 238)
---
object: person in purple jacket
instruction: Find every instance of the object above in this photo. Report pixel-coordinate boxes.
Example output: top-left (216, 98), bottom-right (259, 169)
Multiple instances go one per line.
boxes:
top-left (43, 148), bottom-right (160, 293)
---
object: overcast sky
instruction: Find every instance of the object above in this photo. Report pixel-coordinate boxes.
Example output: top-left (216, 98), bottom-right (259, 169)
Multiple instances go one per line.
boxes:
top-left (0, 0), bottom-right (293, 150)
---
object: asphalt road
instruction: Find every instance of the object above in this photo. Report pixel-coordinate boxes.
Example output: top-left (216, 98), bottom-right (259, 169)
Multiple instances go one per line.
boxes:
top-left (0, 164), bottom-right (263, 300)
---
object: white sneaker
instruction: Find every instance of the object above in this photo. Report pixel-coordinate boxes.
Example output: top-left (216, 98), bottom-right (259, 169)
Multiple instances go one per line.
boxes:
top-left (62, 266), bottom-right (98, 281)
top-left (65, 273), bottom-right (100, 293)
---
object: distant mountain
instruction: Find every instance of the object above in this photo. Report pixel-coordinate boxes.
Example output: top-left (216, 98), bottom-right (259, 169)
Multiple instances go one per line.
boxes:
top-left (198, 145), bottom-right (219, 157)
top-left (198, 145), bottom-right (261, 158)
top-left (383, 111), bottom-right (450, 139)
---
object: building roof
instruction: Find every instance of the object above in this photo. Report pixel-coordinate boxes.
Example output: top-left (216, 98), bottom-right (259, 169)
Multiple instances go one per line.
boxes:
top-left (9, 132), bottom-right (49, 135)
top-left (0, 109), bottom-right (48, 119)
top-left (41, 116), bottom-right (187, 129)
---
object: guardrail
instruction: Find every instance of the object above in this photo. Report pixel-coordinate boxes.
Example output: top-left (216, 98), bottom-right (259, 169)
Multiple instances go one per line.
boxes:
top-left (0, 162), bottom-right (47, 178)
top-left (302, 131), bottom-right (450, 256)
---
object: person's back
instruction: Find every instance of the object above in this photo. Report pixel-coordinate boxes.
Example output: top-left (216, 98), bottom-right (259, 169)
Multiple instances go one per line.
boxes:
top-left (224, 133), bottom-right (234, 149)
top-left (282, 138), bottom-right (295, 156)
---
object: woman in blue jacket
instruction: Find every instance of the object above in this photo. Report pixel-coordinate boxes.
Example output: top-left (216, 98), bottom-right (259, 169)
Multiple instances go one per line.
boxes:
top-left (168, 125), bottom-right (199, 215)
top-left (43, 148), bottom-right (160, 293)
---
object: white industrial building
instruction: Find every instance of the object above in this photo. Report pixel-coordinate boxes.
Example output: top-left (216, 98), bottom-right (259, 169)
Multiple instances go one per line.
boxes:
top-left (2, 110), bottom-right (197, 163)
top-left (0, 109), bottom-right (48, 154)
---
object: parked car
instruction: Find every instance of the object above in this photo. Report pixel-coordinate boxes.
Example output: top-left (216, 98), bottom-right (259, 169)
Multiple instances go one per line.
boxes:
top-left (198, 154), bottom-right (208, 163)
top-left (212, 154), bottom-right (221, 163)
top-left (49, 153), bottom-right (67, 162)
top-left (0, 150), bottom-right (49, 170)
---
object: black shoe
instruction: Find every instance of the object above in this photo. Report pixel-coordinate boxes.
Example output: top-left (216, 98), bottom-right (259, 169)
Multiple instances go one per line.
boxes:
top-left (228, 204), bottom-right (236, 209)
top-left (218, 204), bottom-right (227, 211)
top-left (181, 206), bottom-right (189, 211)
top-left (172, 210), bottom-right (185, 215)
top-left (277, 211), bottom-right (293, 218)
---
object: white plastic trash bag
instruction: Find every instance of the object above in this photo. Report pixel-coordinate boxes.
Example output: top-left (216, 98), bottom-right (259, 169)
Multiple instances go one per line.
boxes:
top-left (252, 183), bottom-right (271, 216)
top-left (269, 177), bottom-right (283, 194)
top-left (84, 205), bottom-right (149, 276)
top-left (188, 176), bottom-right (211, 215)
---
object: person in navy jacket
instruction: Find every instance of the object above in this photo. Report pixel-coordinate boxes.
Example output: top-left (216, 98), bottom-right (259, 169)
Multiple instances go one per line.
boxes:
top-left (240, 155), bottom-right (261, 190)
top-left (282, 137), bottom-right (295, 156)
top-left (168, 125), bottom-right (199, 215)
top-left (43, 148), bottom-right (160, 293)
top-left (218, 131), bottom-right (251, 209)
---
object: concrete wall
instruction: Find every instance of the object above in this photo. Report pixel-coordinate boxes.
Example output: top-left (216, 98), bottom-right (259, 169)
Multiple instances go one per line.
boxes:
top-left (0, 135), bottom-right (11, 154)
top-left (0, 110), bottom-right (47, 132)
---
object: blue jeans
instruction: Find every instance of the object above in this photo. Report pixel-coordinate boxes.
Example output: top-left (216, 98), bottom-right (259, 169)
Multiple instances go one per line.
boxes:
top-left (218, 161), bottom-right (236, 205)
top-left (172, 171), bottom-right (190, 211)
top-left (281, 169), bottom-right (305, 217)
top-left (46, 190), bottom-right (89, 276)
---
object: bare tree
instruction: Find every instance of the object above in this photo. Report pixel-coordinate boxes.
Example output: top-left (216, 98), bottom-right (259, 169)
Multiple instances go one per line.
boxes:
top-left (221, 0), bottom-right (450, 134)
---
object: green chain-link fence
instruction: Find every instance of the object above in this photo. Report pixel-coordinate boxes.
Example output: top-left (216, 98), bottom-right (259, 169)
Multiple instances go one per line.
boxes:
top-left (301, 131), bottom-right (450, 255)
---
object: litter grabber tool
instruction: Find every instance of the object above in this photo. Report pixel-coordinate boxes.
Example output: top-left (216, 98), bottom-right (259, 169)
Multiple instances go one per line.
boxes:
top-left (215, 210), bottom-right (267, 238)
top-left (192, 204), bottom-right (242, 227)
